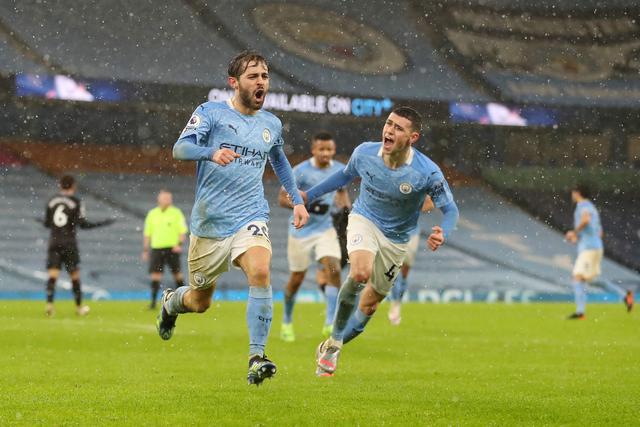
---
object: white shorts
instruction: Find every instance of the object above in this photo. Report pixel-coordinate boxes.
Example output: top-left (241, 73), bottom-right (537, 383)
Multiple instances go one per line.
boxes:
top-left (572, 249), bottom-right (603, 281)
top-left (403, 232), bottom-right (421, 267)
top-left (346, 214), bottom-right (407, 296)
top-left (287, 227), bottom-right (341, 272)
top-left (187, 221), bottom-right (271, 290)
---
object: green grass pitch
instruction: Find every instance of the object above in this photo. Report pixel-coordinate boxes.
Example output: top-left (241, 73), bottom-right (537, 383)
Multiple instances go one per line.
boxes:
top-left (0, 301), bottom-right (637, 425)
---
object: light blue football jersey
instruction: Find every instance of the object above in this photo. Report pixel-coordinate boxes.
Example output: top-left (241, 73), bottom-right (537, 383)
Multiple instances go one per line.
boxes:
top-left (345, 142), bottom-right (454, 243)
top-left (174, 100), bottom-right (285, 239)
top-left (574, 200), bottom-right (603, 253)
top-left (289, 158), bottom-right (345, 238)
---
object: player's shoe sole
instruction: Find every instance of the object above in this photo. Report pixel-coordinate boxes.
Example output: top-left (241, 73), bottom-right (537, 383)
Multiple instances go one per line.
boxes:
top-left (156, 289), bottom-right (178, 340)
top-left (247, 355), bottom-right (277, 386)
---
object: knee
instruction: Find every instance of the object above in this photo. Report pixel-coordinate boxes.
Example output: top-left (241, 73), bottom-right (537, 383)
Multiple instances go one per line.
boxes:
top-left (248, 265), bottom-right (270, 285)
top-left (350, 269), bottom-right (370, 284)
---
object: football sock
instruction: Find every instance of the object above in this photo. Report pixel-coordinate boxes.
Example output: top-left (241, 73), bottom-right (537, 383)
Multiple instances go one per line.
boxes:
top-left (331, 276), bottom-right (364, 342)
top-left (390, 274), bottom-right (408, 302)
top-left (324, 285), bottom-right (339, 325)
top-left (343, 308), bottom-right (372, 344)
top-left (573, 280), bottom-right (587, 314)
top-left (247, 285), bottom-right (273, 357)
top-left (150, 280), bottom-right (160, 305)
top-left (46, 278), bottom-right (56, 303)
top-left (71, 279), bottom-right (82, 306)
top-left (283, 290), bottom-right (295, 324)
top-left (165, 285), bottom-right (189, 315)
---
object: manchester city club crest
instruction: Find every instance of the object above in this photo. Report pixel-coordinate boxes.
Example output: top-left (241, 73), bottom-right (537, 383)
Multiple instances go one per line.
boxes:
top-left (262, 128), bottom-right (271, 143)
top-left (350, 234), bottom-right (363, 245)
top-left (193, 272), bottom-right (206, 286)
top-left (399, 182), bottom-right (412, 194)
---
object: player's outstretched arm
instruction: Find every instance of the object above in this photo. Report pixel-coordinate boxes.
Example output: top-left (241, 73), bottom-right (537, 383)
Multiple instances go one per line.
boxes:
top-left (305, 169), bottom-right (355, 203)
top-left (268, 145), bottom-right (308, 228)
top-left (79, 218), bottom-right (116, 229)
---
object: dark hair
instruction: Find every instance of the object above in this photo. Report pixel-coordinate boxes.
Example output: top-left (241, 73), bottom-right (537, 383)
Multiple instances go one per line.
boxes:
top-left (228, 51), bottom-right (268, 78)
top-left (60, 175), bottom-right (75, 190)
top-left (392, 106), bottom-right (422, 133)
top-left (573, 183), bottom-right (592, 199)
top-left (312, 131), bottom-right (334, 142)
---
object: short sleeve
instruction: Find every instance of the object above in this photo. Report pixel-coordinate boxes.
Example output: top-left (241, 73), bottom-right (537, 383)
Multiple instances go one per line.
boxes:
top-left (177, 210), bottom-right (188, 234)
top-left (143, 212), bottom-right (152, 237)
top-left (180, 104), bottom-right (213, 145)
top-left (343, 145), bottom-right (362, 178)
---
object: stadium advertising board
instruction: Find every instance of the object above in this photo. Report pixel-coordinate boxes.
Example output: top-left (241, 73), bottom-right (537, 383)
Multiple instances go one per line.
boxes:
top-left (208, 88), bottom-right (394, 118)
top-left (450, 102), bottom-right (559, 127)
top-left (16, 73), bottom-right (123, 102)
top-left (436, 6), bottom-right (640, 107)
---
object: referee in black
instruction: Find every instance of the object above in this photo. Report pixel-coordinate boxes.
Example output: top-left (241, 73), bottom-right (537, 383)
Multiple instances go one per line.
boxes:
top-left (43, 175), bottom-right (114, 316)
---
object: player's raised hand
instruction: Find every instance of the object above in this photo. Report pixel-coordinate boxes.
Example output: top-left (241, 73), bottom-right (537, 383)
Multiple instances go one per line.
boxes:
top-left (292, 203), bottom-right (309, 229)
top-left (212, 148), bottom-right (240, 166)
top-left (427, 226), bottom-right (445, 251)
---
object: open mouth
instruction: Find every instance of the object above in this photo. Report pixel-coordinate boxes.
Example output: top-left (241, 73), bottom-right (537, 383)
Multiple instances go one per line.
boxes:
top-left (255, 89), bottom-right (265, 101)
top-left (383, 136), bottom-right (394, 148)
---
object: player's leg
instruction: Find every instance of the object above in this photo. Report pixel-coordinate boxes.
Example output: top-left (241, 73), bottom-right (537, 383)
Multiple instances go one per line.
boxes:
top-left (315, 227), bottom-right (344, 337)
top-left (167, 250), bottom-right (185, 289)
top-left (148, 249), bottom-right (164, 309)
top-left (64, 245), bottom-right (88, 316)
top-left (45, 245), bottom-right (61, 316)
top-left (281, 233), bottom-right (312, 341)
top-left (316, 265), bottom-right (327, 294)
top-left (150, 272), bottom-right (162, 309)
top-left (232, 221), bottom-right (276, 385)
top-left (45, 268), bottom-right (60, 316)
top-left (342, 284), bottom-right (386, 344)
top-left (281, 271), bottom-right (305, 342)
top-left (339, 230), bottom-right (406, 348)
top-left (569, 274), bottom-right (587, 319)
top-left (315, 249), bottom-right (372, 375)
top-left (157, 234), bottom-right (227, 340)
top-left (318, 255), bottom-right (342, 336)
top-left (388, 263), bottom-right (410, 325)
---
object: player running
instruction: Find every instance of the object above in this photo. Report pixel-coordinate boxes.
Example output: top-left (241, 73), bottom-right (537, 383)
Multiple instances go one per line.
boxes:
top-left (43, 175), bottom-right (114, 316)
top-left (300, 106), bottom-right (459, 376)
top-left (565, 184), bottom-right (632, 319)
top-left (156, 51), bottom-right (309, 386)
top-left (387, 196), bottom-right (434, 326)
top-left (278, 132), bottom-right (351, 342)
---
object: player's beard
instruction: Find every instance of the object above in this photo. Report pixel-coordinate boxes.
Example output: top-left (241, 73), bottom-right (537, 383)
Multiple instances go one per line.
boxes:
top-left (238, 85), bottom-right (265, 111)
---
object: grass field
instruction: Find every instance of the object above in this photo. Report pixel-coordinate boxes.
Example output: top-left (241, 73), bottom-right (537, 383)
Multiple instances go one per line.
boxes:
top-left (0, 301), bottom-right (637, 426)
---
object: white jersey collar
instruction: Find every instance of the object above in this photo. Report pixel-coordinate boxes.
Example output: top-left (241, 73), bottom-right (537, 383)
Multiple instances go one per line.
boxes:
top-left (310, 157), bottom-right (333, 168)
top-left (377, 144), bottom-right (414, 165)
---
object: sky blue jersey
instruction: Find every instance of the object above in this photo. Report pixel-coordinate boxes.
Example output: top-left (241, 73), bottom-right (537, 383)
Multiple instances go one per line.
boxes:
top-left (346, 142), bottom-right (454, 243)
top-left (574, 200), bottom-right (603, 253)
top-left (289, 158), bottom-right (345, 238)
top-left (173, 100), bottom-right (301, 239)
